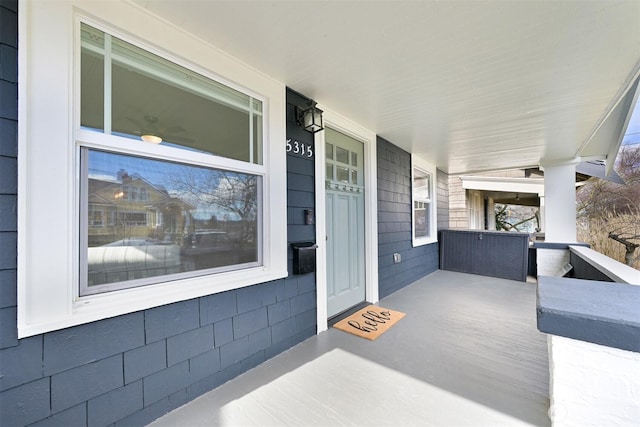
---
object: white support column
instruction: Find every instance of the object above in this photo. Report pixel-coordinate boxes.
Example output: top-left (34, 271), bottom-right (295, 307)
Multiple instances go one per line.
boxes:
top-left (538, 195), bottom-right (545, 233)
top-left (542, 162), bottom-right (577, 243)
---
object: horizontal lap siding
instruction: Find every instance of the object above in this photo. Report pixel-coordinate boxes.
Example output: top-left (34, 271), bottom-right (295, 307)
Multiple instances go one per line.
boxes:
top-left (376, 137), bottom-right (438, 299)
top-left (0, 12), bottom-right (317, 422)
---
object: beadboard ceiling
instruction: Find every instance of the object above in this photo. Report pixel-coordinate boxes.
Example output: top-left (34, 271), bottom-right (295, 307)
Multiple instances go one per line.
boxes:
top-left (130, 0), bottom-right (640, 174)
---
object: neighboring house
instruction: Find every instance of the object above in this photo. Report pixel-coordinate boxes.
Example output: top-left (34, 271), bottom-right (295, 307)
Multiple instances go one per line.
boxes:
top-left (1, 2), bottom-right (638, 426)
top-left (448, 163), bottom-right (624, 232)
top-left (448, 169), bottom-right (537, 230)
top-left (86, 172), bottom-right (196, 288)
top-left (87, 171), bottom-right (194, 246)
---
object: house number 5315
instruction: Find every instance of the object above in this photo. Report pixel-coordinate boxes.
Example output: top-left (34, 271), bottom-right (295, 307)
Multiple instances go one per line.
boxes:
top-left (286, 138), bottom-right (313, 158)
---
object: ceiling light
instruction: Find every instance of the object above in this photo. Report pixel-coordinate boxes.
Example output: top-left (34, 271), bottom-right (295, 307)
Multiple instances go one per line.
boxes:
top-left (141, 134), bottom-right (162, 144)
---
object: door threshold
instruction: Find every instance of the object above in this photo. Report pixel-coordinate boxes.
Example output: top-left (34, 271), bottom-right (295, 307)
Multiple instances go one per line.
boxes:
top-left (328, 301), bottom-right (370, 327)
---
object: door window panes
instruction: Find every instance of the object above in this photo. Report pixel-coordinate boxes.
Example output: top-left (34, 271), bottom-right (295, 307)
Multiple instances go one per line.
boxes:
top-left (325, 128), bottom-right (364, 188)
top-left (336, 146), bottom-right (349, 164)
top-left (337, 166), bottom-right (350, 183)
top-left (326, 163), bottom-right (334, 180)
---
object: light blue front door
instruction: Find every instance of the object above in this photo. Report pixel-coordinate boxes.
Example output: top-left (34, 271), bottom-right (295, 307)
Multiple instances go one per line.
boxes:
top-left (325, 128), bottom-right (366, 317)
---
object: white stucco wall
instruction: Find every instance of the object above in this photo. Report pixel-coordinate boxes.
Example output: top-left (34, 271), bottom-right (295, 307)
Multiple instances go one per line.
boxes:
top-left (548, 335), bottom-right (640, 426)
top-left (537, 248), bottom-right (571, 276)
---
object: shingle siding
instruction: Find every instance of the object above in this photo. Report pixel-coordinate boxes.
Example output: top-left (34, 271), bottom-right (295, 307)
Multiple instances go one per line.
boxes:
top-left (123, 340), bottom-right (167, 384)
top-left (43, 313), bottom-right (145, 376)
top-left (0, 335), bottom-right (43, 392)
top-left (437, 169), bottom-right (449, 230)
top-left (0, 9), bottom-right (318, 421)
top-left (51, 354), bottom-right (124, 412)
top-left (87, 380), bottom-right (144, 427)
top-left (0, 378), bottom-right (51, 426)
top-left (376, 137), bottom-right (439, 299)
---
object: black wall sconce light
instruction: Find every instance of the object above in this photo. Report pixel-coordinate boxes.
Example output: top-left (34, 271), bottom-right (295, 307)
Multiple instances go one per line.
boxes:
top-left (296, 101), bottom-right (324, 133)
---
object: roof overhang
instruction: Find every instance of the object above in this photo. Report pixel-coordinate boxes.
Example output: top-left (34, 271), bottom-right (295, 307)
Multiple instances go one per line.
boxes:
top-left (576, 74), bottom-right (640, 176)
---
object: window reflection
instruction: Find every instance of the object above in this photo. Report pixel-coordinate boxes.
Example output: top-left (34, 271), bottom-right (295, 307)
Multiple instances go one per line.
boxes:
top-left (84, 149), bottom-right (260, 292)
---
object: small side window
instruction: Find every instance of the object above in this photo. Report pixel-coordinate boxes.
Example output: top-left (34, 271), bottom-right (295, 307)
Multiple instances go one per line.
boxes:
top-left (412, 158), bottom-right (437, 246)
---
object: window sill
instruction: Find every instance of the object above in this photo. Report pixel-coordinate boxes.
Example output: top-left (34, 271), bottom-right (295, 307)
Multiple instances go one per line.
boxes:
top-left (19, 265), bottom-right (288, 338)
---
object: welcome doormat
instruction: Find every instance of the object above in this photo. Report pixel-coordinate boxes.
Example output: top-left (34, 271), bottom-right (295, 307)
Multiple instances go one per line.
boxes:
top-left (333, 305), bottom-right (405, 340)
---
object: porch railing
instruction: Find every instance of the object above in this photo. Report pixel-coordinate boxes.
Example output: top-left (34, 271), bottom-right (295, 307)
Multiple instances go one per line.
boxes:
top-left (537, 246), bottom-right (639, 426)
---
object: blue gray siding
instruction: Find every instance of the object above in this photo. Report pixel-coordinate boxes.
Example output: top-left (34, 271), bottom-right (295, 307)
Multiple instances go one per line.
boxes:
top-left (569, 251), bottom-right (614, 282)
top-left (0, 1), bottom-right (18, 356)
top-left (377, 137), bottom-right (439, 299)
top-left (0, 4), bottom-right (316, 420)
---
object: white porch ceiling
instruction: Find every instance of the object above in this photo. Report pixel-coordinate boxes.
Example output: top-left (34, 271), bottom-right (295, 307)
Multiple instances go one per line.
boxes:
top-left (130, 0), bottom-right (640, 174)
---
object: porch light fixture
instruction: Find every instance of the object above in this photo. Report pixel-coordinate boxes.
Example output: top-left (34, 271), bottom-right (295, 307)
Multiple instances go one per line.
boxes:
top-left (141, 134), bottom-right (162, 144)
top-left (296, 102), bottom-right (324, 133)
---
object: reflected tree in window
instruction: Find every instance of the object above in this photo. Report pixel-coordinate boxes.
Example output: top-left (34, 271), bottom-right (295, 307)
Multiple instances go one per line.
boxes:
top-left (84, 149), bottom-right (260, 292)
top-left (168, 169), bottom-right (259, 244)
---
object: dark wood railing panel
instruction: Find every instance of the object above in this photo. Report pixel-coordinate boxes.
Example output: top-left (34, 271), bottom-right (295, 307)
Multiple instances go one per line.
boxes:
top-left (439, 230), bottom-right (529, 282)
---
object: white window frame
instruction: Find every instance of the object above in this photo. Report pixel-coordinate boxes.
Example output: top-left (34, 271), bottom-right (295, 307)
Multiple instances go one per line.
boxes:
top-left (411, 156), bottom-right (438, 246)
top-left (18, 1), bottom-right (287, 337)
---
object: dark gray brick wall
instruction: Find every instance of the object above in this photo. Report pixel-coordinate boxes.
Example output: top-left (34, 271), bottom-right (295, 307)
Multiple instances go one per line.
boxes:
top-left (377, 137), bottom-right (439, 299)
top-left (0, 8), bottom-right (317, 421)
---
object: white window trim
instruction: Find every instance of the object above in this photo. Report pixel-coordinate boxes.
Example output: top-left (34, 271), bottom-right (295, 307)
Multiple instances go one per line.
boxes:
top-left (18, 1), bottom-right (287, 338)
top-left (411, 156), bottom-right (438, 246)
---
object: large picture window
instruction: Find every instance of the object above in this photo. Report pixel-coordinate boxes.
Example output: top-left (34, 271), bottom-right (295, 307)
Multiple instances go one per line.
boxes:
top-left (412, 157), bottom-right (437, 246)
top-left (78, 23), bottom-right (264, 295)
top-left (18, 1), bottom-right (286, 337)
top-left (81, 149), bottom-right (261, 295)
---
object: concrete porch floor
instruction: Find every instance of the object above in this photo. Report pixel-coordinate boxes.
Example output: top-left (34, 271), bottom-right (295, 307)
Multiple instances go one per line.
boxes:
top-left (149, 270), bottom-right (550, 426)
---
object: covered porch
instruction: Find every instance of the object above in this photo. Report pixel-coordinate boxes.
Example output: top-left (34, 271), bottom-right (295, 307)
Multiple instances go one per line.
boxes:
top-left (150, 270), bottom-right (549, 426)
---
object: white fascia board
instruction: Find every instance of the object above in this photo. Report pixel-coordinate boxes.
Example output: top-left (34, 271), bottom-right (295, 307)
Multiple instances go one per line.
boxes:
top-left (460, 176), bottom-right (545, 196)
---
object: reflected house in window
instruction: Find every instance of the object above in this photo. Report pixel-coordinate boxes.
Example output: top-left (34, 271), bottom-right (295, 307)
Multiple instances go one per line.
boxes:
top-left (84, 157), bottom-right (261, 293)
top-left (87, 169), bottom-right (194, 247)
top-left (85, 169), bottom-right (196, 290)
